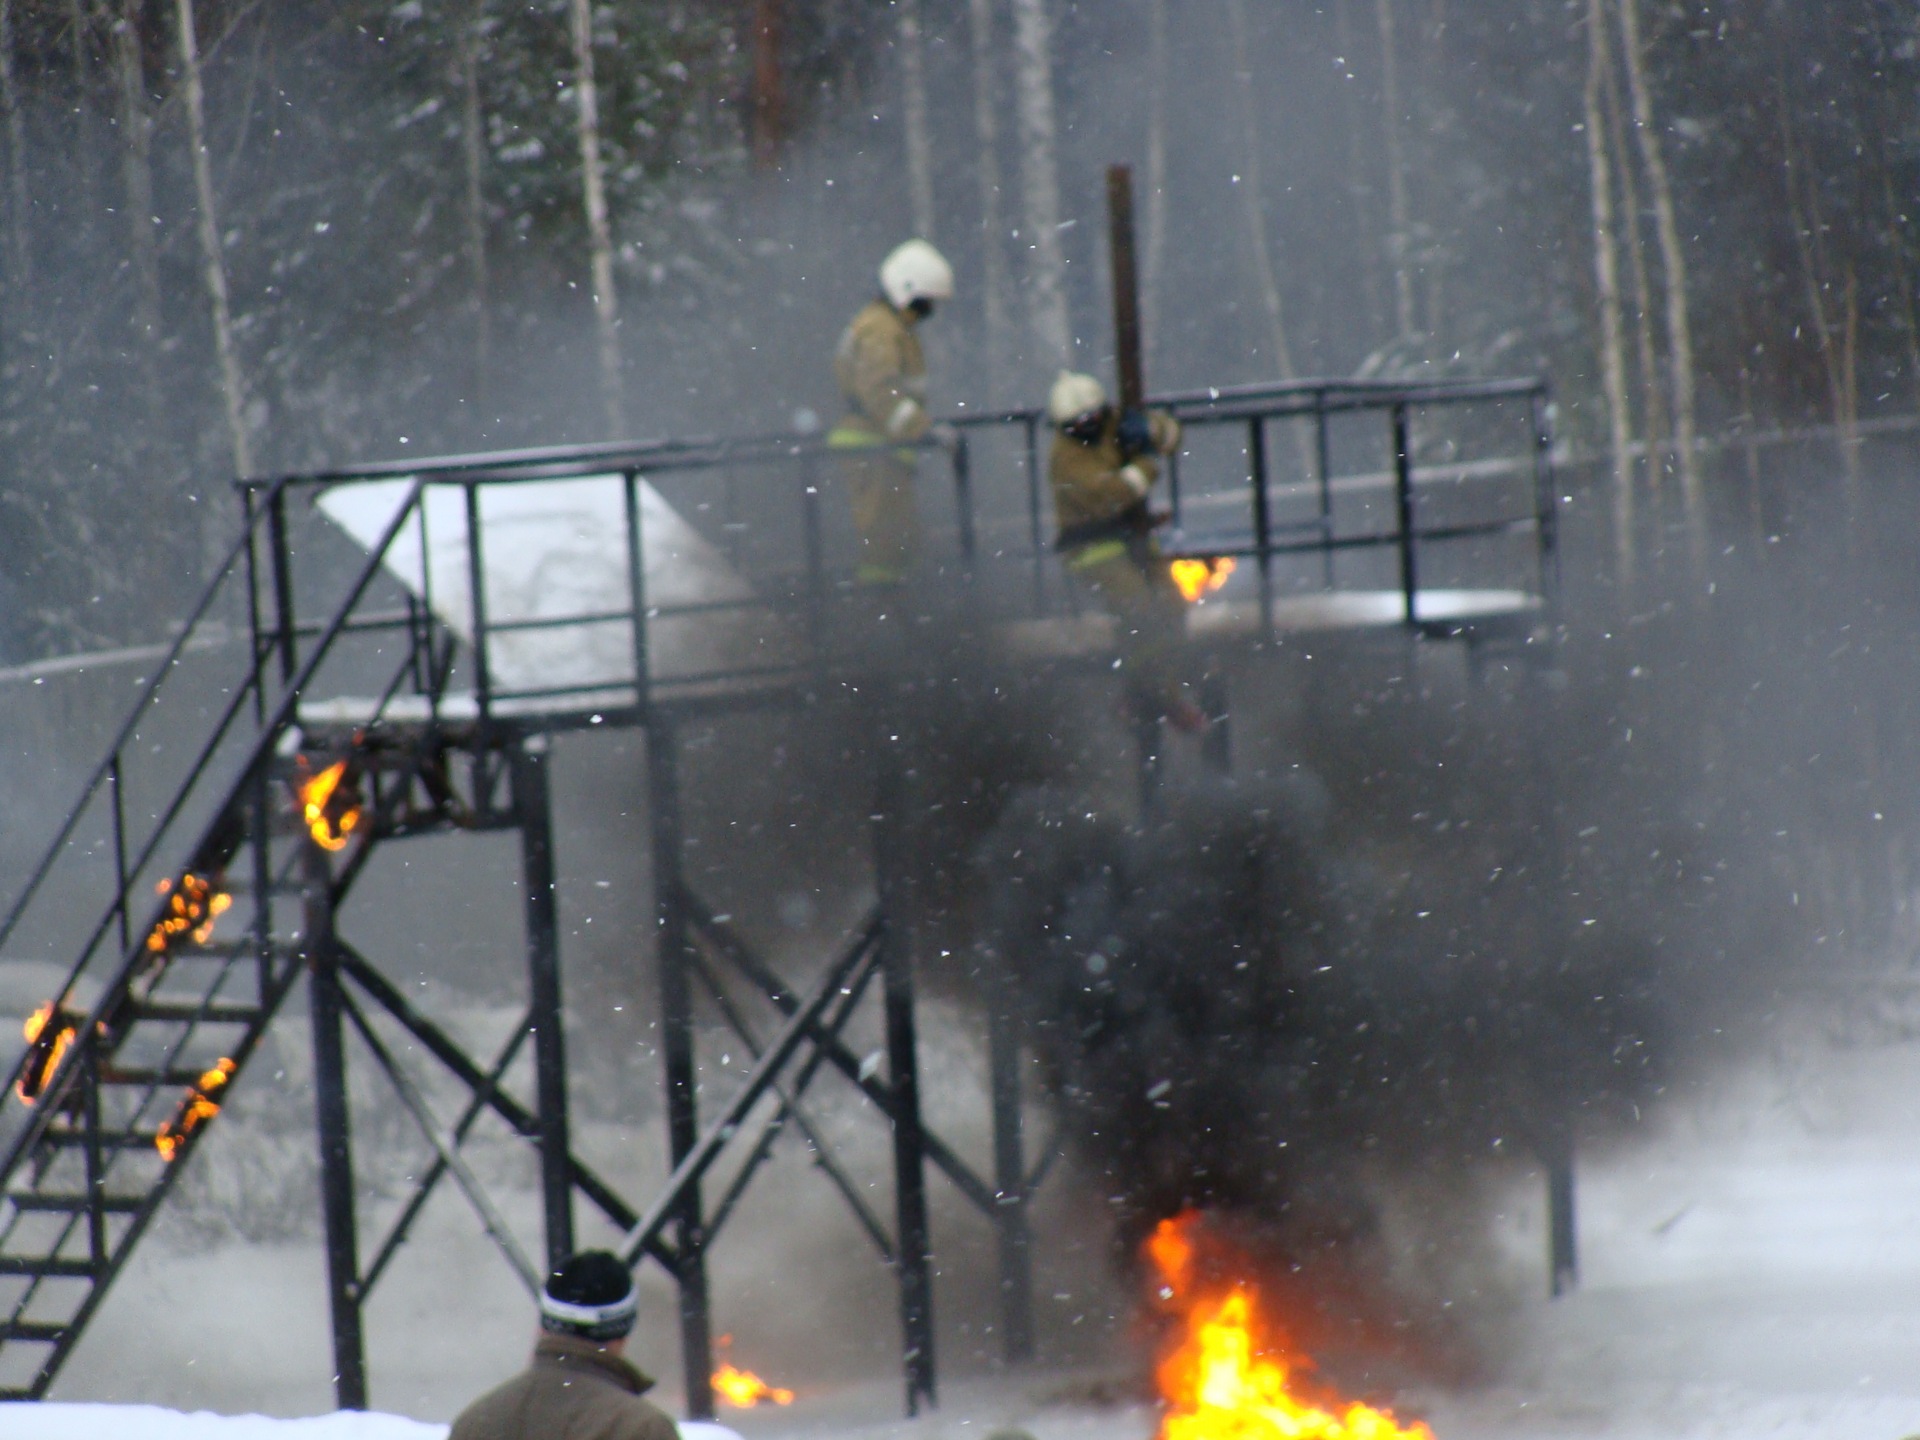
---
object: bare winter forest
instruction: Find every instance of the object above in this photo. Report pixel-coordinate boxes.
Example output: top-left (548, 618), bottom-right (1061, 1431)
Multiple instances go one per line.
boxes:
top-left (4, 1), bottom-right (1920, 1431)
top-left (0, 0), bottom-right (1910, 649)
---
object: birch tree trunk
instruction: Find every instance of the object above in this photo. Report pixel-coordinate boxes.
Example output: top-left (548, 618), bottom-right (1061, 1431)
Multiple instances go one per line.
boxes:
top-left (1616, 0), bottom-right (1702, 553)
top-left (568, 0), bottom-right (623, 437)
top-left (898, 0), bottom-right (934, 240)
top-left (175, 0), bottom-right (252, 478)
top-left (1010, 0), bottom-right (1071, 372)
top-left (1778, 81), bottom-right (1858, 495)
top-left (1140, 0), bottom-right (1169, 360)
top-left (114, 0), bottom-right (162, 354)
top-left (66, 0), bottom-right (99, 238)
top-left (967, 0), bottom-right (1009, 402)
top-left (459, 1), bottom-right (490, 407)
top-left (1223, 0), bottom-right (1300, 383)
top-left (1600, 29), bottom-right (1665, 481)
top-left (1332, 0), bottom-right (1385, 338)
top-left (0, 0), bottom-right (32, 295)
top-left (1584, 0), bottom-right (1633, 582)
top-left (1375, 0), bottom-right (1417, 341)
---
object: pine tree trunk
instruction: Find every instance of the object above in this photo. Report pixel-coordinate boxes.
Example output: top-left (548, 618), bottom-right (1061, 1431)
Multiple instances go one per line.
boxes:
top-left (0, 0), bottom-right (32, 295)
top-left (1140, 0), bottom-right (1169, 360)
top-left (966, 0), bottom-right (1009, 403)
top-left (898, 0), bottom-right (934, 240)
top-left (749, 0), bottom-right (783, 170)
top-left (175, 0), bottom-right (252, 478)
top-left (1616, 0), bottom-right (1702, 554)
top-left (114, 0), bottom-right (162, 355)
top-left (568, 0), bottom-right (623, 437)
top-left (1010, 0), bottom-right (1070, 372)
top-left (1584, 0), bottom-right (1633, 583)
top-left (1223, 0), bottom-right (1300, 383)
top-left (1375, 0), bottom-right (1417, 342)
top-left (460, 1), bottom-right (489, 410)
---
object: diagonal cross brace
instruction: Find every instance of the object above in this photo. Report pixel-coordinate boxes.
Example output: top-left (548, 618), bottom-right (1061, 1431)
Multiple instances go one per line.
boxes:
top-left (683, 892), bottom-right (999, 1217)
top-left (619, 929), bottom-right (880, 1269)
top-left (334, 942), bottom-right (681, 1277)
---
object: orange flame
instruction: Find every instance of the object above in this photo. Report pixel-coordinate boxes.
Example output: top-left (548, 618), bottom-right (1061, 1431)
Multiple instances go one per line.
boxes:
top-left (711, 1337), bottom-right (794, 1407)
top-left (154, 1057), bottom-right (236, 1163)
top-left (16, 1002), bottom-right (79, 1106)
top-left (1170, 556), bottom-right (1237, 603)
top-left (1148, 1214), bottom-right (1433, 1440)
top-left (298, 760), bottom-right (362, 852)
top-left (146, 873), bottom-right (234, 954)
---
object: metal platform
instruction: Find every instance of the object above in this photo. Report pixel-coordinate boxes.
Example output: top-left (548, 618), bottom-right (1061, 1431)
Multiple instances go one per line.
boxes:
top-left (0, 374), bottom-right (1557, 1410)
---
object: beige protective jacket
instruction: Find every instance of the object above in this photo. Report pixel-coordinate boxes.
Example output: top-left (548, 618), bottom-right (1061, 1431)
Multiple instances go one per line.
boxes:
top-left (449, 1334), bottom-right (682, 1440)
top-left (832, 298), bottom-right (929, 444)
top-left (1050, 409), bottom-right (1182, 547)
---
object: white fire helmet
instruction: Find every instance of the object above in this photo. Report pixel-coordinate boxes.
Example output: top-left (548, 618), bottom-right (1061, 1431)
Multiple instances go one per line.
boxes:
top-left (879, 239), bottom-right (955, 309)
top-left (1048, 370), bottom-right (1108, 426)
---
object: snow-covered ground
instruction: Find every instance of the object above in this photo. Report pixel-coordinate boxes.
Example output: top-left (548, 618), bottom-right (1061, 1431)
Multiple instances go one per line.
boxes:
top-left (16, 1020), bottom-right (1920, 1439)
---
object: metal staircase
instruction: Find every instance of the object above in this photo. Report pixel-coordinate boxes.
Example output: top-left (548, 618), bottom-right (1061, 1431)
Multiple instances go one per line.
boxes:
top-left (0, 479), bottom-right (441, 1397)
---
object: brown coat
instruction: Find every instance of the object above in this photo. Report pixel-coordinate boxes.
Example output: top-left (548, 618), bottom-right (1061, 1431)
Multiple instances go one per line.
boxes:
top-left (831, 298), bottom-right (928, 444)
top-left (449, 1334), bottom-right (682, 1440)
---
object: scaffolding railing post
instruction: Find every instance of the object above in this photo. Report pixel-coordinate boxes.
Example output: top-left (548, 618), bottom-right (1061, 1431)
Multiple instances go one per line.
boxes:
top-left (873, 733), bottom-right (936, 1414)
top-left (648, 718), bottom-right (713, 1420)
top-left (1543, 1123), bottom-right (1578, 1298)
top-left (983, 952), bottom-right (1033, 1365)
top-left (1392, 403), bottom-right (1418, 625)
top-left (1249, 416), bottom-right (1274, 644)
top-left (304, 842), bottom-right (367, 1411)
top-left (514, 735), bottom-right (573, 1270)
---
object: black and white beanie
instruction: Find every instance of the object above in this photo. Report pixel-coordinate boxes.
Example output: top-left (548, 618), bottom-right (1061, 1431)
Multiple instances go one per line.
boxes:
top-left (540, 1250), bottom-right (639, 1342)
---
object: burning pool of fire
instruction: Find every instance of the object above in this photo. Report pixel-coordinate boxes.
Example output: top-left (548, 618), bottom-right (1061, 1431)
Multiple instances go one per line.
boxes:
top-left (1170, 557), bottom-right (1237, 603)
top-left (1148, 1214), bottom-right (1433, 1440)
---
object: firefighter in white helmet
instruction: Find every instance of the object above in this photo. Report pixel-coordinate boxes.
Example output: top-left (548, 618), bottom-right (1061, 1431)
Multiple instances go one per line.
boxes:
top-left (829, 239), bottom-right (955, 585)
top-left (1048, 370), bottom-right (1204, 732)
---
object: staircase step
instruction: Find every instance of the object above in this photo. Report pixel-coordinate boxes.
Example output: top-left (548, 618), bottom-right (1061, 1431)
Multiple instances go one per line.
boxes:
top-left (0, 1320), bottom-right (66, 1342)
top-left (119, 1001), bottom-right (260, 1025)
top-left (0, 1256), bottom-right (99, 1279)
top-left (40, 1130), bottom-right (161, 1151)
top-left (7, 1193), bottom-right (144, 1215)
top-left (100, 1066), bottom-right (220, 1088)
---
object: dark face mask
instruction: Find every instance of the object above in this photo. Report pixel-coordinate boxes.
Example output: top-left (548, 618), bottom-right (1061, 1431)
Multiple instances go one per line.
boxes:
top-left (906, 296), bottom-right (936, 320)
top-left (1062, 409), bottom-right (1108, 444)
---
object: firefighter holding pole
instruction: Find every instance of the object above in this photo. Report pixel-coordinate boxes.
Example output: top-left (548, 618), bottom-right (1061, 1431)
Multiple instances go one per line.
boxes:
top-left (1048, 166), bottom-right (1204, 733)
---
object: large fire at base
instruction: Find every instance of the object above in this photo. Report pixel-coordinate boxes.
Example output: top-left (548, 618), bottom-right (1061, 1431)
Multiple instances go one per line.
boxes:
top-left (1148, 1215), bottom-right (1434, 1440)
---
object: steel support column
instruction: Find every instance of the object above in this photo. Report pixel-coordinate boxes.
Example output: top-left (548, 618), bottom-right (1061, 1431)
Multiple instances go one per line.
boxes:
top-left (874, 733), bottom-right (936, 1414)
top-left (648, 720), bottom-right (714, 1420)
top-left (983, 954), bottom-right (1033, 1365)
top-left (514, 736), bottom-right (573, 1270)
top-left (305, 845), bottom-right (367, 1410)
top-left (1544, 1127), bottom-right (1578, 1297)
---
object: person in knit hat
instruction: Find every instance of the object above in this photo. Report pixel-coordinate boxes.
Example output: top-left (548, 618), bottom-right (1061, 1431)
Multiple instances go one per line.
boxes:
top-left (450, 1250), bottom-right (681, 1440)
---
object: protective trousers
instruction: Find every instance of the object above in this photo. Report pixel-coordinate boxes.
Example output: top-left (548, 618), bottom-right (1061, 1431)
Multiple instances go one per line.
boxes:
top-left (1066, 538), bottom-right (1190, 717)
top-left (838, 443), bottom-right (920, 586)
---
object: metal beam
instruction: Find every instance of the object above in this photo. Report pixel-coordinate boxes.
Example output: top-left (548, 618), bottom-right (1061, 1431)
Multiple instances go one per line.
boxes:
top-left (304, 844), bottom-right (367, 1411)
top-left (873, 744), bottom-right (936, 1415)
top-left (513, 738), bottom-right (574, 1269)
top-left (646, 719), bottom-right (714, 1420)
